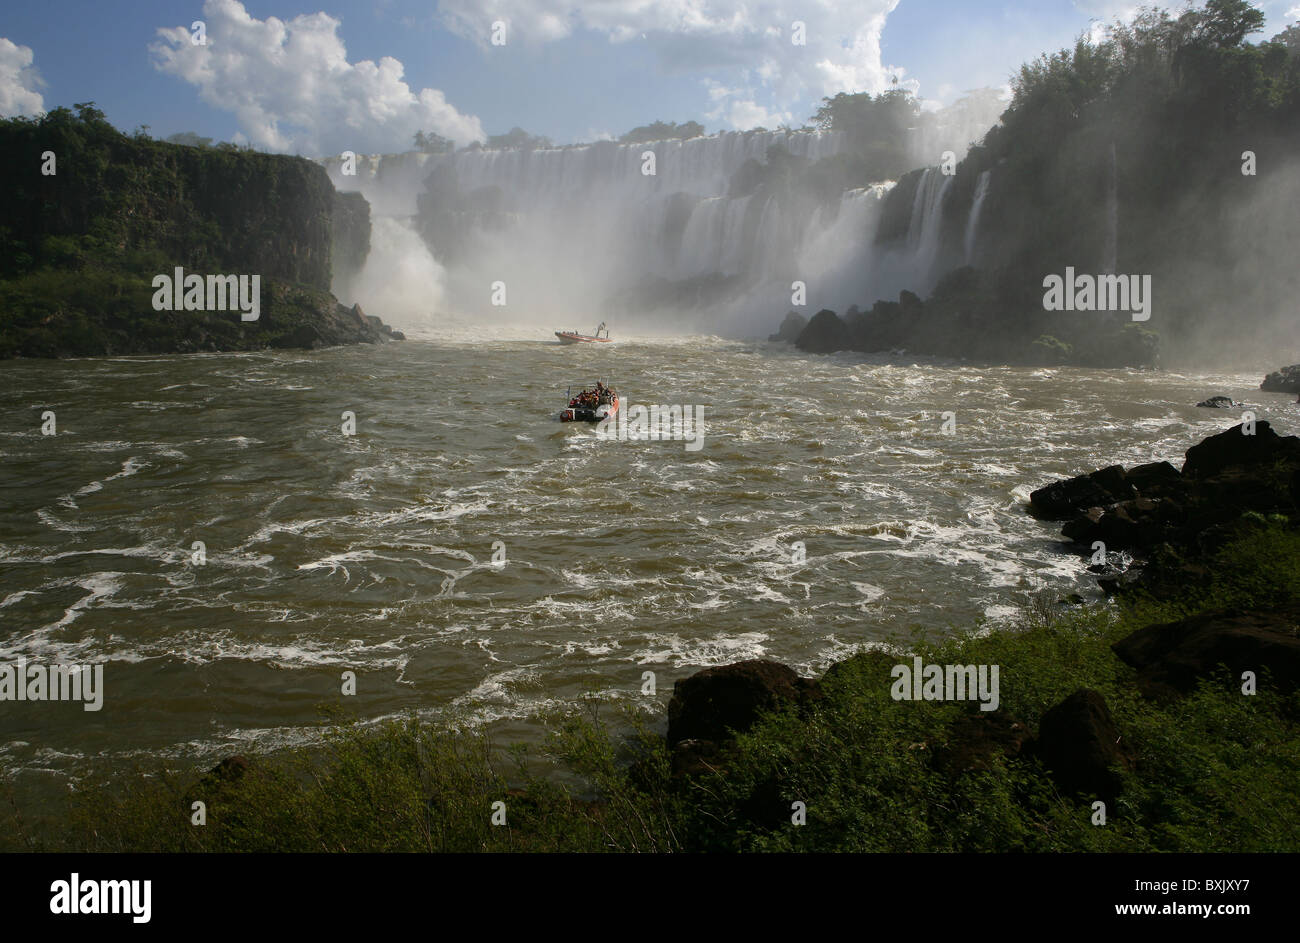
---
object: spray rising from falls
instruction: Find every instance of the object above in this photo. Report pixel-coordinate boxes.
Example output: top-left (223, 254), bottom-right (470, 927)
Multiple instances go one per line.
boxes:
top-left (345, 217), bottom-right (448, 334)
top-left (326, 130), bottom-right (981, 335)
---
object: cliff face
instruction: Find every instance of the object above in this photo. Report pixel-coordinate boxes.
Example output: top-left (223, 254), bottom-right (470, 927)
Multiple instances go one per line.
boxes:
top-left (331, 191), bottom-right (371, 291)
top-left (0, 105), bottom-right (397, 358)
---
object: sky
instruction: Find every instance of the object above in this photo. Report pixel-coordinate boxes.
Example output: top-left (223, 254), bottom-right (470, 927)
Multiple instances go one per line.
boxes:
top-left (2, 0), bottom-right (1298, 155)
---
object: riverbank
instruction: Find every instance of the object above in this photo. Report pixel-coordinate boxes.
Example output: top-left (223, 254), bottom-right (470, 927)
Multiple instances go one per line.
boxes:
top-left (5, 421), bottom-right (1297, 853)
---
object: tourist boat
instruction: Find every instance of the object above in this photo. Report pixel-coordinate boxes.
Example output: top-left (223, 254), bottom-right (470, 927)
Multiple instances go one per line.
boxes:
top-left (560, 384), bottom-right (619, 423)
top-left (555, 321), bottom-right (612, 344)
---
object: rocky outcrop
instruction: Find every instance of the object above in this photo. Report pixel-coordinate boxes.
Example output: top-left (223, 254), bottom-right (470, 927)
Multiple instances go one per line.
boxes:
top-left (1029, 464), bottom-right (1134, 520)
top-left (667, 659), bottom-right (822, 748)
top-left (0, 106), bottom-right (401, 357)
top-left (1182, 421), bottom-right (1300, 478)
top-left (331, 191), bottom-right (371, 291)
top-left (1261, 364), bottom-right (1300, 394)
top-left (1196, 396), bottom-right (1239, 408)
top-left (1025, 689), bottom-right (1133, 802)
top-left (794, 308), bottom-right (850, 354)
top-left (1030, 424), bottom-right (1300, 596)
top-left (1113, 607), bottom-right (1300, 699)
top-left (210, 755), bottom-right (250, 783)
top-left (768, 310), bottom-right (808, 343)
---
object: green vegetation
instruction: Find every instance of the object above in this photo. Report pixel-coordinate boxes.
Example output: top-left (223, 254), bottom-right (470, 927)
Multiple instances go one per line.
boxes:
top-left (618, 120), bottom-right (706, 144)
top-left (485, 127), bottom-right (553, 150)
top-left (7, 520), bottom-right (1297, 853)
top-left (810, 88), bottom-right (923, 182)
top-left (413, 130), bottom-right (455, 154)
top-left (163, 131), bottom-right (216, 149)
top-left (793, 0), bottom-right (1300, 365)
top-left (0, 103), bottom-right (382, 358)
top-left (945, 0), bottom-right (1300, 362)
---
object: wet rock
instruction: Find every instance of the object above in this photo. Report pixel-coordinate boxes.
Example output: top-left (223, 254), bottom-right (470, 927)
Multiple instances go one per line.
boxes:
top-left (1182, 421), bottom-right (1299, 479)
top-left (1026, 689), bottom-right (1133, 802)
top-left (1261, 364), bottom-right (1300, 394)
top-left (794, 309), bottom-right (851, 354)
top-left (1125, 461), bottom-right (1183, 499)
top-left (768, 311), bottom-right (808, 343)
top-left (1112, 606), bottom-right (1300, 698)
top-left (1029, 465), bottom-right (1133, 520)
top-left (1071, 498), bottom-right (1166, 550)
top-left (1196, 396), bottom-right (1239, 408)
top-left (667, 659), bottom-right (822, 747)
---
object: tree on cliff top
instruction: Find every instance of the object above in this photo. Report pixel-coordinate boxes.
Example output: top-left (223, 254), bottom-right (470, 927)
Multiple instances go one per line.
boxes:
top-left (414, 130), bottom-right (454, 153)
top-left (618, 121), bottom-right (705, 144)
top-left (485, 127), bottom-right (552, 149)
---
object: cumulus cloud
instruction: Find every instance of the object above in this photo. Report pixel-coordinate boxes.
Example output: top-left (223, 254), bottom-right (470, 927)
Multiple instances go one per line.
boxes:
top-left (0, 38), bottom-right (44, 117)
top-left (1288, 5), bottom-right (1300, 20)
top-left (150, 0), bottom-right (483, 154)
top-left (435, 0), bottom-right (903, 130)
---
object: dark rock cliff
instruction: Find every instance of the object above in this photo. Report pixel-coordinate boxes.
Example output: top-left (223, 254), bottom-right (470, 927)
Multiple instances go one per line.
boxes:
top-left (0, 104), bottom-right (398, 357)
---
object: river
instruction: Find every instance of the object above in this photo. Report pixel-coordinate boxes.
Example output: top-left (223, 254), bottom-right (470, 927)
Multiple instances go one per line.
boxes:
top-left (1, 332), bottom-right (1293, 788)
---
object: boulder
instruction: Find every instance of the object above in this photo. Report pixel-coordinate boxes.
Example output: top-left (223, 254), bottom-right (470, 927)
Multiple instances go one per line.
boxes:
top-left (1062, 499), bottom-right (1165, 549)
top-left (1196, 396), bottom-right (1239, 408)
top-left (1182, 421), bottom-right (1299, 478)
top-left (206, 755), bottom-right (250, 784)
top-left (1026, 689), bottom-right (1133, 802)
top-left (1125, 460), bottom-right (1182, 499)
top-left (666, 659), bottom-right (822, 747)
top-left (768, 311), bottom-right (808, 343)
top-left (1260, 364), bottom-right (1300, 394)
top-left (1112, 606), bottom-right (1300, 698)
top-left (794, 309), bottom-right (851, 354)
top-left (1029, 465), bottom-right (1133, 519)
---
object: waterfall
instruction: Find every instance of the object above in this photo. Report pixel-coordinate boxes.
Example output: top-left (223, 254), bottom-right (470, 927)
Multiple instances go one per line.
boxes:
top-left (964, 170), bottom-right (991, 265)
top-left (343, 216), bottom-right (445, 332)
top-left (906, 168), bottom-right (954, 292)
top-left (322, 129), bottom-right (970, 330)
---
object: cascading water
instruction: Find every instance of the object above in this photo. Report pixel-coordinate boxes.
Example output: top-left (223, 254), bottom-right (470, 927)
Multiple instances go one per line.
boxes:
top-left (964, 170), bottom-right (991, 265)
top-left (346, 216), bottom-right (447, 333)
top-left (324, 129), bottom-right (976, 333)
top-left (905, 167), bottom-right (955, 293)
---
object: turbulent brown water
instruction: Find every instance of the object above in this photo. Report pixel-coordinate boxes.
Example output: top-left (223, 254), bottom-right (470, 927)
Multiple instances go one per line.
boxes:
top-left (1, 332), bottom-right (1295, 789)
